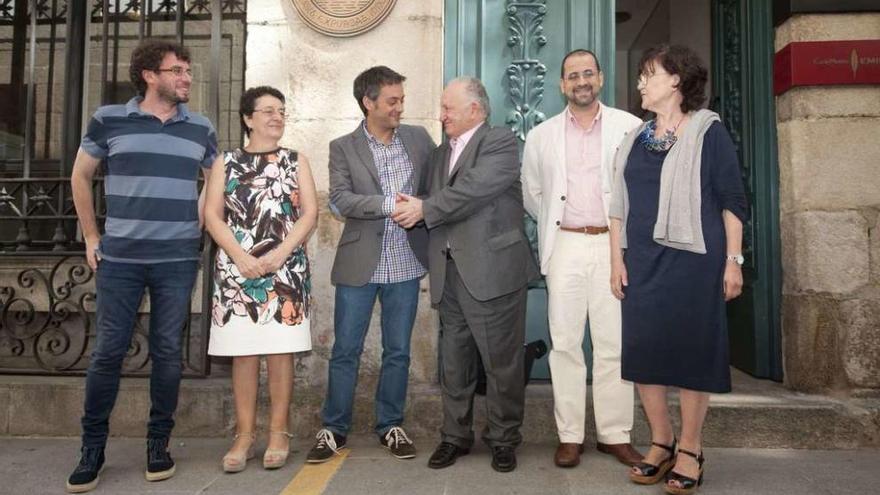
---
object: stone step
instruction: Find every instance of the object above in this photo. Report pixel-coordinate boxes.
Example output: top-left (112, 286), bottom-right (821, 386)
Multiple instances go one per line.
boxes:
top-left (2, 370), bottom-right (878, 449)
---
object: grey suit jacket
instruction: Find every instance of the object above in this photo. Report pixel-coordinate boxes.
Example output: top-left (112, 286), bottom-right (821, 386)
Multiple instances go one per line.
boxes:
top-left (423, 124), bottom-right (539, 305)
top-left (329, 123), bottom-right (436, 286)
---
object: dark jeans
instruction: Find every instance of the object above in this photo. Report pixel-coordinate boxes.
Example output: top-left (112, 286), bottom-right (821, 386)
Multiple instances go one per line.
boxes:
top-left (322, 278), bottom-right (420, 436)
top-left (81, 260), bottom-right (198, 448)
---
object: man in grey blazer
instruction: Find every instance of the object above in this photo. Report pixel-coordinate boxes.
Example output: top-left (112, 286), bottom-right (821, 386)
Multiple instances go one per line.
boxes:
top-left (307, 66), bottom-right (435, 463)
top-left (394, 77), bottom-right (539, 473)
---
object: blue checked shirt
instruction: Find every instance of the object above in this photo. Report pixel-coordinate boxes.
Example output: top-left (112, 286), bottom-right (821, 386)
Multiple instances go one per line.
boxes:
top-left (363, 122), bottom-right (427, 284)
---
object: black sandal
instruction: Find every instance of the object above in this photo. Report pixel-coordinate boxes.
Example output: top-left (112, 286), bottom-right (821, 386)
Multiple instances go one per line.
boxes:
top-left (664, 448), bottom-right (704, 495)
top-left (629, 439), bottom-right (676, 485)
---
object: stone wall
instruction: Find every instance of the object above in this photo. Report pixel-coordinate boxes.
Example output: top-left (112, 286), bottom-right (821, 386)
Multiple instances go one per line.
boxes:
top-left (775, 13), bottom-right (880, 394)
top-left (242, 0), bottom-right (444, 429)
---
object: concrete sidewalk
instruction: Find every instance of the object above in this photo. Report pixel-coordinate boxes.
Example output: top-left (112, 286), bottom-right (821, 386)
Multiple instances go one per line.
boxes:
top-left (1, 436), bottom-right (874, 495)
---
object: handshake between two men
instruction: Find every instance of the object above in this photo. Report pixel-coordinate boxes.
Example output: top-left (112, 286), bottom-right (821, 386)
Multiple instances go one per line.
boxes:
top-left (391, 192), bottom-right (423, 229)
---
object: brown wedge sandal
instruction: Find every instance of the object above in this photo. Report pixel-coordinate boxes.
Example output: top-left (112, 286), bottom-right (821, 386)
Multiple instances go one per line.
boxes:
top-left (222, 432), bottom-right (256, 473)
top-left (664, 448), bottom-right (704, 495)
top-left (263, 431), bottom-right (294, 469)
top-left (629, 439), bottom-right (676, 485)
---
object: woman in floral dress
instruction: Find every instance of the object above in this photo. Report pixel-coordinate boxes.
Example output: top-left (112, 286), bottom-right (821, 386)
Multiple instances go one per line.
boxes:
top-left (205, 86), bottom-right (317, 472)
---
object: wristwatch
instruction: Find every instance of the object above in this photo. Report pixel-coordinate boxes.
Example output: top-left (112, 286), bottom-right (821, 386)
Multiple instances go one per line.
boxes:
top-left (726, 254), bottom-right (745, 265)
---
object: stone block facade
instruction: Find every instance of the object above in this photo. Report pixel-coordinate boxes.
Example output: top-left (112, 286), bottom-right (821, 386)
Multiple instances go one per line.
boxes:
top-left (776, 13), bottom-right (880, 394)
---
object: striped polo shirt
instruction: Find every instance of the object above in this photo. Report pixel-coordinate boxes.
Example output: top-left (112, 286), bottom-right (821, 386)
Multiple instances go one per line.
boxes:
top-left (81, 96), bottom-right (217, 263)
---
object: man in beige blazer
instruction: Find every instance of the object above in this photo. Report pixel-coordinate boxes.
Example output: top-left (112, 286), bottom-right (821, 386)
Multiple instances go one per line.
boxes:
top-left (521, 49), bottom-right (643, 468)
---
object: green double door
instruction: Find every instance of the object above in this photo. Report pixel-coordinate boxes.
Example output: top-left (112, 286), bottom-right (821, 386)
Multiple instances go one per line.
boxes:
top-left (443, 0), bottom-right (782, 380)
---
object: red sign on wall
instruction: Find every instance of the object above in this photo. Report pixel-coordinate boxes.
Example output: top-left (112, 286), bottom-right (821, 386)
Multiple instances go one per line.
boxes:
top-left (774, 40), bottom-right (880, 95)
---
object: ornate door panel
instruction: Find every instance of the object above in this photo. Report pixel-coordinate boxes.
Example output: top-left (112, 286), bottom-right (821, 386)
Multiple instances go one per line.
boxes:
top-left (712, 0), bottom-right (783, 380)
top-left (444, 0), bottom-right (615, 379)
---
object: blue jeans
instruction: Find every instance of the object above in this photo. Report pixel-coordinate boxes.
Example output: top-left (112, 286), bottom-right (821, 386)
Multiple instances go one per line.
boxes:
top-left (81, 260), bottom-right (198, 448)
top-left (322, 279), bottom-right (420, 436)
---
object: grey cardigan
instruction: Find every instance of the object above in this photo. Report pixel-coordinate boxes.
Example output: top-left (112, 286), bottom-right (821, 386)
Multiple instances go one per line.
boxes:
top-left (609, 109), bottom-right (721, 254)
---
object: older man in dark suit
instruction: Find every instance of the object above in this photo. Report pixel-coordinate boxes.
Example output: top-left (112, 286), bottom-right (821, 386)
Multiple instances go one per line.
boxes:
top-left (307, 66), bottom-right (435, 464)
top-left (394, 77), bottom-right (538, 473)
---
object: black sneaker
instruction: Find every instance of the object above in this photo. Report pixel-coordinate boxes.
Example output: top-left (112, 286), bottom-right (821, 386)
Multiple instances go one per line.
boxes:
top-left (66, 446), bottom-right (105, 493)
top-left (306, 428), bottom-right (347, 463)
top-left (380, 426), bottom-right (416, 459)
top-left (145, 437), bottom-right (176, 482)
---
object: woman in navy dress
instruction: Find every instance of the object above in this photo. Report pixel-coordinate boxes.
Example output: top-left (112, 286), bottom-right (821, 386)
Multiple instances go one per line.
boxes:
top-left (608, 45), bottom-right (747, 495)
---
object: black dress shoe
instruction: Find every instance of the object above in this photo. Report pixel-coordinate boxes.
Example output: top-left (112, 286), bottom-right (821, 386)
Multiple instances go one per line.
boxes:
top-left (427, 442), bottom-right (470, 469)
top-left (491, 446), bottom-right (517, 473)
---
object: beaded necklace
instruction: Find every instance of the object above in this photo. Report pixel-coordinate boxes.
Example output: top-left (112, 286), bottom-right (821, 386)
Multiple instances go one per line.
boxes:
top-left (640, 115), bottom-right (684, 152)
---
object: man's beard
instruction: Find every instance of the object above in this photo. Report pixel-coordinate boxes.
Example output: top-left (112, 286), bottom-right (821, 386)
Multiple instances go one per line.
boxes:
top-left (157, 83), bottom-right (188, 104)
top-left (568, 85), bottom-right (597, 108)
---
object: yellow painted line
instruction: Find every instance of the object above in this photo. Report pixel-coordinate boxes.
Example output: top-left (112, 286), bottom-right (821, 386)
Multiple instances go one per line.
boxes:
top-left (279, 450), bottom-right (350, 495)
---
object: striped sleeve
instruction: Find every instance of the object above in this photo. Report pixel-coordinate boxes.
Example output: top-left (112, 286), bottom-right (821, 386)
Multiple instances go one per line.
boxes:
top-left (201, 120), bottom-right (218, 168)
top-left (81, 115), bottom-right (109, 159)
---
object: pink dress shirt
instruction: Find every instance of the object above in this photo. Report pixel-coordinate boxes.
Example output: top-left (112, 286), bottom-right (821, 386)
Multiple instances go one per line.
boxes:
top-left (448, 122), bottom-right (484, 175)
top-left (562, 106), bottom-right (606, 228)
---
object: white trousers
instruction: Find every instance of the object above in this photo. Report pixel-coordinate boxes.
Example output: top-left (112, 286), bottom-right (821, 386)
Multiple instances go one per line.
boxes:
top-left (545, 230), bottom-right (634, 444)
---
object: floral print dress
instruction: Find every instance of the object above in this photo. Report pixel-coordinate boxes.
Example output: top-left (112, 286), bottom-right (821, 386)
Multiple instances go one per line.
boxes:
top-left (207, 147), bottom-right (312, 356)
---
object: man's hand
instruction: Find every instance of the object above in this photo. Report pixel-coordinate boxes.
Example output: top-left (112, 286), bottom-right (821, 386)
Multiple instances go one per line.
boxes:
top-left (258, 247), bottom-right (289, 275)
top-left (391, 193), bottom-right (424, 229)
top-left (85, 235), bottom-right (101, 271)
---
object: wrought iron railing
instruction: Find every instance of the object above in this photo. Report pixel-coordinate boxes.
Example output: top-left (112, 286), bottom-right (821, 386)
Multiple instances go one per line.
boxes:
top-left (0, 174), bottom-right (211, 376)
top-left (0, 0), bottom-right (247, 376)
top-left (0, 175), bottom-right (97, 253)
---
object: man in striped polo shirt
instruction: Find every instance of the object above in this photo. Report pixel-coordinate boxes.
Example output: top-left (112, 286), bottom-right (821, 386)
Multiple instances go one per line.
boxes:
top-left (66, 39), bottom-right (216, 493)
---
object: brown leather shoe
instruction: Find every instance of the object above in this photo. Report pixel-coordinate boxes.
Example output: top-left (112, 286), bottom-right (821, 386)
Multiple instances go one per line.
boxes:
top-left (554, 442), bottom-right (584, 468)
top-left (596, 442), bottom-right (644, 466)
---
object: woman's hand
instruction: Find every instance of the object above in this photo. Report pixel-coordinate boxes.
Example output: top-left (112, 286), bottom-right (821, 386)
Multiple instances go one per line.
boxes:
top-left (611, 258), bottom-right (628, 300)
top-left (723, 262), bottom-right (743, 301)
top-left (232, 252), bottom-right (264, 279)
top-left (259, 247), bottom-right (290, 274)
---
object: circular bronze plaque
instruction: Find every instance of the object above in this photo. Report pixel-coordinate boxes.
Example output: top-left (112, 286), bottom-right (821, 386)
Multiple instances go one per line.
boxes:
top-left (292, 0), bottom-right (397, 38)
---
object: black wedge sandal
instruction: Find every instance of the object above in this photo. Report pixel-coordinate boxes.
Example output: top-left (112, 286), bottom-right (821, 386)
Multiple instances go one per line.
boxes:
top-left (629, 439), bottom-right (676, 485)
top-left (664, 448), bottom-right (704, 495)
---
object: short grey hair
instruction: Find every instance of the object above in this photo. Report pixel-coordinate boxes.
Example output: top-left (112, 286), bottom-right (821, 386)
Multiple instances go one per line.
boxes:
top-left (451, 76), bottom-right (491, 120)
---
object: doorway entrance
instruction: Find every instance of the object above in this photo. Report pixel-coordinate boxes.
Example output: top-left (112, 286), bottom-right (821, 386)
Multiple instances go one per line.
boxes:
top-left (443, 0), bottom-right (782, 381)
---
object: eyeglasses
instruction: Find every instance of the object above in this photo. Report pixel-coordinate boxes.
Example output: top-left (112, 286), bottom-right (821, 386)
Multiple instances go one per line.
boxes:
top-left (637, 69), bottom-right (671, 85)
top-left (566, 70), bottom-right (598, 81)
top-left (155, 66), bottom-right (193, 77)
top-left (253, 107), bottom-right (287, 117)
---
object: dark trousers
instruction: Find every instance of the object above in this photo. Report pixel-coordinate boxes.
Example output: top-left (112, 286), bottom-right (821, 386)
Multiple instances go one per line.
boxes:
top-left (439, 258), bottom-right (526, 448)
top-left (81, 260), bottom-right (198, 448)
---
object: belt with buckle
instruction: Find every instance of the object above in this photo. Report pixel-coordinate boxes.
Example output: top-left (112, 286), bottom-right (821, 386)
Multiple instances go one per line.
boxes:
top-left (559, 225), bottom-right (609, 235)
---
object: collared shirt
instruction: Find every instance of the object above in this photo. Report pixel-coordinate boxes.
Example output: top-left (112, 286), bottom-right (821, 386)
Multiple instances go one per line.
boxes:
top-left (81, 96), bottom-right (217, 263)
top-left (362, 121), bottom-right (426, 284)
top-left (562, 106), bottom-right (606, 228)
top-left (448, 122), bottom-right (484, 175)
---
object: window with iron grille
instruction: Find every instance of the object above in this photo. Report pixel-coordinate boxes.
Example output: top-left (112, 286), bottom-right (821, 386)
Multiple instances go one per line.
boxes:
top-left (0, 0), bottom-right (247, 377)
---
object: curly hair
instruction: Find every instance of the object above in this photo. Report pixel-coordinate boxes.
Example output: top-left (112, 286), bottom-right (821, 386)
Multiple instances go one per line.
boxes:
top-left (638, 44), bottom-right (708, 113)
top-left (129, 39), bottom-right (191, 96)
top-left (239, 86), bottom-right (286, 137)
top-left (353, 66), bottom-right (406, 117)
